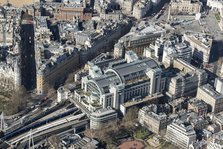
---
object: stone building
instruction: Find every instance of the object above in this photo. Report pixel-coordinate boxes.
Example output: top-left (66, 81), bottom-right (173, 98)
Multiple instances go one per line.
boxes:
top-left (170, 0), bottom-right (202, 15)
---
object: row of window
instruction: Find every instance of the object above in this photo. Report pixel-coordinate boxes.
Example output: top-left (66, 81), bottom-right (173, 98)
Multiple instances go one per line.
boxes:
top-left (124, 84), bottom-right (149, 101)
top-left (130, 38), bottom-right (155, 46)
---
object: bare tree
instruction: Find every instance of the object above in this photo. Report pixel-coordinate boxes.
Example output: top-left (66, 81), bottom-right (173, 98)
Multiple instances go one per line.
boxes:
top-left (44, 82), bottom-right (55, 97)
top-left (123, 107), bottom-right (139, 122)
top-left (16, 86), bottom-right (27, 105)
top-left (84, 128), bottom-right (96, 138)
top-left (8, 86), bottom-right (28, 114)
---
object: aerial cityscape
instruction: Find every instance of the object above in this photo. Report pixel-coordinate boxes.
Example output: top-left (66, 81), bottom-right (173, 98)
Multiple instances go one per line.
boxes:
top-left (1, 0), bottom-right (223, 148)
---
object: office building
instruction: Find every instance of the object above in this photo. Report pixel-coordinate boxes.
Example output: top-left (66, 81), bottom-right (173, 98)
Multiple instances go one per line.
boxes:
top-left (166, 73), bottom-right (199, 100)
top-left (213, 112), bottom-right (223, 130)
top-left (165, 58), bottom-right (207, 100)
top-left (162, 41), bottom-right (192, 63)
top-left (118, 0), bottom-right (136, 13)
top-left (207, 131), bottom-right (223, 149)
top-left (187, 112), bottom-right (208, 130)
top-left (76, 19), bottom-right (132, 64)
top-left (215, 77), bottom-right (223, 94)
top-left (36, 16), bottom-right (131, 94)
top-left (20, 13), bottom-right (36, 90)
top-left (207, 124), bottom-right (221, 134)
top-left (36, 44), bottom-right (79, 95)
top-left (207, 0), bottom-right (223, 16)
top-left (57, 87), bottom-right (71, 102)
top-left (54, 3), bottom-right (92, 21)
top-left (90, 107), bottom-right (117, 130)
top-left (153, 35), bottom-right (181, 62)
top-left (174, 43), bottom-right (192, 62)
top-left (183, 32), bottom-right (213, 64)
top-left (0, 57), bottom-right (21, 91)
top-left (138, 105), bottom-right (168, 135)
top-left (170, 0), bottom-right (202, 15)
top-left (116, 22), bottom-right (166, 56)
top-left (0, 7), bottom-right (22, 91)
top-left (114, 42), bottom-right (125, 58)
top-left (59, 133), bottom-right (99, 149)
top-left (189, 140), bottom-right (207, 149)
top-left (166, 120), bottom-right (197, 149)
top-left (74, 51), bottom-right (163, 111)
top-left (197, 84), bottom-right (223, 113)
top-left (0, 9), bottom-right (15, 47)
top-left (188, 98), bottom-right (208, 117)
top-left (100, 10), bottom-right (124, 21)
top-left (133, 0), bottom-right (151, 19)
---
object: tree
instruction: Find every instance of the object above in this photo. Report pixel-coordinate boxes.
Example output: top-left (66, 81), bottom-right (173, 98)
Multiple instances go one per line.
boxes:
top-left (8, 86), bottom-right (28, 114)
top-left (44, 82), bottom-right (55, 97)
top-left (123, 107), bottom-right (139, 122)
top-left (84, 128), bottom-right (96, 138)
top-left (121, 107), bottom-right (139, 129)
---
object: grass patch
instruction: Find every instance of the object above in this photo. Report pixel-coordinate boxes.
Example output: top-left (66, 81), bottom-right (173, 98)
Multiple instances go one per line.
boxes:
top-left (215, 13), bottom-right (221, 22)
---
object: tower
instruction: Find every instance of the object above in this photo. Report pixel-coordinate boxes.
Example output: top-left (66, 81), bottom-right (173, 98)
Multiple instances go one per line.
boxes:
top-left (20, 13), bottom-right (36, 90)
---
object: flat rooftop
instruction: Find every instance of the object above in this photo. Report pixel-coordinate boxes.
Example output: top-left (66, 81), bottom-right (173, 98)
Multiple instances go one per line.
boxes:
top-left (122, 94), bottom-right (163, 108)
top-left (91, 107), bottom-right (116, 117)
top-left (200, 84), bottom-right (223, 100)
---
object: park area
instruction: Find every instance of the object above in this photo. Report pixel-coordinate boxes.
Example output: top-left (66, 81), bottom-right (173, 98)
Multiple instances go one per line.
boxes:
top-left (84, 107), bottom-right (178, 149)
